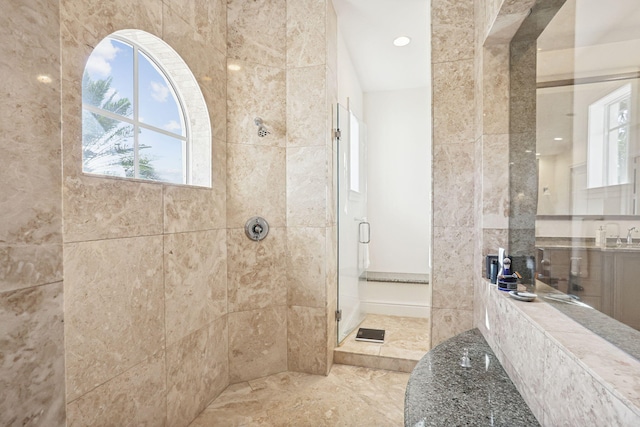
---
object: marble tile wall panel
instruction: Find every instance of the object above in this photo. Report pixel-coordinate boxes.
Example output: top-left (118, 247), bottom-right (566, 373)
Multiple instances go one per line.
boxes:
top-left (0, 282), bottom-right (65, 427)
top-left (286, 146), bottom-right (328, 227)
top-left (543, 338), bottom-right (640, 426)
top-left (431, 0), bottom-right (474, 63)
top-left (162, 0), bottom-right (227, 54)
top-left (66, 352), bottom-right (166, 427)
top-left (326, 0), bottom-right (338, 75)
top-left (226, 60), bottom-right (286, 147)
top-left (166, 317), bottom-right (229, 427)
top-left (325, 141), bottom-right (337, 226)
top-left (163, 176), bottom-right (225, 234)
top-left (286, 65), bottom-right (327, 147)
top-left (432, 60), bottom-right (475, 144)
top-left (509, 40), bottom-right (537, 135)
top-left (482, 134), bottom-right (510, 229)
top-left (163, 12), bottom-right (227, 142)
top-left (287, 227), bottom-right (326, 307)
top-left (286, 0), bottom-right (326, 68)
top-left (64, 236), bottom-right (164, 401)
top-left (227, 0), bottom-right (286, 67)
top-left (431, 226), bottom-right (474, 311)
top-left (288, 306), bottom-right (327, 375)
top-left (228, 307), bottom-right (287, 383)
top-left (430, 308), bottom-right (473, 347)
top-left (63, 176), bottom-right (164, 242)
top-left (0, 244), bottom-right (63, 294)
top-left (227, 228), bottom-right (287, 312)
top-left (164, 230), bottom-right (227, 345)
top-left (326, 225), bottom-right (338, 368)
top-left (432, 143), bottom-right (475, 227)
top-left (60, 0), bottom-right (163, 45)
top-left (482, 45), bottom-right (510, 135)
top-left (226, 144), bottom-right (286, 228)
top-left (1, 0), bottom-right (63, 294)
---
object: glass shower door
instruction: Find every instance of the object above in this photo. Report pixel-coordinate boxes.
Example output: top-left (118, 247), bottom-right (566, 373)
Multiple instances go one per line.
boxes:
top-left (336, 103), bottom-right (368, 344)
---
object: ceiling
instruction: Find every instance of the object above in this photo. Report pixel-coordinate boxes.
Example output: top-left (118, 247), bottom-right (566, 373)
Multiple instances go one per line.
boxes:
top-left (332, 0), bottom-right (429, 92)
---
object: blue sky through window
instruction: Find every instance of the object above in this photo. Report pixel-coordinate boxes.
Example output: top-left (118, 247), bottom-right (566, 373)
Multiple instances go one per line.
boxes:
top-left (82, 36), bottom-right (186, 184)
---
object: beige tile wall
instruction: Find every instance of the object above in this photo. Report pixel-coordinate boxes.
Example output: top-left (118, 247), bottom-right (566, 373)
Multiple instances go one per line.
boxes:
top-left (60, 0), bottom-right (228, 426)
top-left (430, 0), bottom-right (476, 345)
top-left (0, 0), bottom-right (66, 425)
top-left (285, 0), bottom-right (338, 377)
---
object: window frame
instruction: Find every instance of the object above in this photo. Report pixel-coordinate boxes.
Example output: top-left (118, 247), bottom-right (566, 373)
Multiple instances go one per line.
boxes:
top-left (81, 30), bottom-right (212, 188)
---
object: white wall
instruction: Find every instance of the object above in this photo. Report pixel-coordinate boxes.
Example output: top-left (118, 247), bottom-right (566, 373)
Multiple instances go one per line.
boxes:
top-left (337, 28), bottom-right (363, 119)
top-left (364, 88), bottom-right (431, 274)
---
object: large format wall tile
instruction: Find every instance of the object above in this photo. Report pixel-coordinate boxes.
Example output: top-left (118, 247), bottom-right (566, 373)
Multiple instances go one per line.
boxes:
top-left (227, 60), bottom-right (286, 147)
top-left (1, 0), bottom-right (62, 294)
top-left (432, 59), bottom-right (475, 144)
top-left (60, 0), bottom-right (162, 44)
top-left (0, 282), bottom-right (65, 427)
top-left (164, 230), bottom-right (227, 345)
top-left (227, 144), bottom-right (286, 228)
top-left (63, 176), bottom-right (164, 242)
top-left (432, 0), bottom-right (474, 63)
top-left (287, 227), bottom-right (326, 307)
top-left (287, 146), bottom-right (328, 227)
top-left (286, 65), bottom-right (327, 147)
top-left (286, 0), bottom-right (326, 68)
top-left (431, 226), bottom-right (474, 311)
top-left (288, 305), bottom-right (327, 375)
top-left (432, 143), bottom-right (475, 227)
top-left (482, 45), bottom-right (510, 135)
top-left (164, 181), bottom-right (225, 234)
top-left (0, 244), bottom-right (63, 294)
top-left (66, 352), bottom-right (166, 427)
top-left (227, 0), bottom-right (286, 67)
top-left (166, 317), bottom-right (229, 427)
top-left (64, 236), bottom-right (164, 401)
top-left (162, 9), bottom-right (227, 142)
top-left (228, 307), bottom-right (287, 383)
top-left (227, 228), bottom-right (286, 312)
top-left (430, 308), bottom-right (473, 347)
top-left (163, 0), bottom-right (226, 55)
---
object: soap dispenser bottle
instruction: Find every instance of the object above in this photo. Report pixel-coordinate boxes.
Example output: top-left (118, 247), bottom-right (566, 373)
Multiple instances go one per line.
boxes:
top-left (598, 226), bottom-right (607, 248)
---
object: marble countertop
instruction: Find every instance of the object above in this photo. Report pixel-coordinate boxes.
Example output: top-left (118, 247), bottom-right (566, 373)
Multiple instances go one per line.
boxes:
top-left (404, 329), bottom-right (539, 427)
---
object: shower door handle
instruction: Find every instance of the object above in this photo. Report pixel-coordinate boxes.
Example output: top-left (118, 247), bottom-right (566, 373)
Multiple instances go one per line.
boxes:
top-left (359, 222), bottom-right (370, 244)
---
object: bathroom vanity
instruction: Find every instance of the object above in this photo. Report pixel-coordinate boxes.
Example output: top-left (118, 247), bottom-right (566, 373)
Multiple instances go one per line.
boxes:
top-left (536, 240), bottom-right (640, 331)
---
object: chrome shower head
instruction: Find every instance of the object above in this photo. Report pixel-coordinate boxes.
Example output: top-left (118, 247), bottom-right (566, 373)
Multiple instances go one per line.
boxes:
top-left (254, 117), bottom-right (270, 137)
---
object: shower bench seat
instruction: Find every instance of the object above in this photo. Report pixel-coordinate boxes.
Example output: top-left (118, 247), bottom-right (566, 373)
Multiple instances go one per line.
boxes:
top-left (404, 328), bottom-right (539, 427)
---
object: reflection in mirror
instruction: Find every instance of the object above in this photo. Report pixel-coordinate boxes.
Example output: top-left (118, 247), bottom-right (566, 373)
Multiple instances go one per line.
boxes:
top-left (519, 0), bottom-right (640, 360)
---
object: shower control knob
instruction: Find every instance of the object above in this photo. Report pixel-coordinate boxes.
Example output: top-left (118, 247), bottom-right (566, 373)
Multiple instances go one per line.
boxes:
top-left (245, 216), bottom-right (269, 241)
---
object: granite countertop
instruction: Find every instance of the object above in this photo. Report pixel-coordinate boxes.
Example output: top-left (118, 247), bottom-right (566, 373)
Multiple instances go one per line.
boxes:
top-left (404, 329), bottom-right (539, 427)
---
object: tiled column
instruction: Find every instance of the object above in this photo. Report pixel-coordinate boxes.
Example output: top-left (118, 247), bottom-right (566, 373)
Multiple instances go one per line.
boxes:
top-left (430, 0), bottom-right (476, 346)
top-left (0, 1), bottom-right (65, 425)
top-left (285, 0), bottom-right (337, 376)
top-left (226, 0), bottom-right (288, 383)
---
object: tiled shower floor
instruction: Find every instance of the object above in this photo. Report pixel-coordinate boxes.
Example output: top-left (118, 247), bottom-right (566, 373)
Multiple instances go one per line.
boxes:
top-left (333, 314), bottom-right (431, 373)
top-left (189, 365), bottom-right (409, 426)
top-left (189, 314), bottom-right (428, 426)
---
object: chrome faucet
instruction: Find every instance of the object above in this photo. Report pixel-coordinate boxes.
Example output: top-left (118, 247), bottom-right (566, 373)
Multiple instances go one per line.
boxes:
top-left (627, 227), bottom-right (637, 245)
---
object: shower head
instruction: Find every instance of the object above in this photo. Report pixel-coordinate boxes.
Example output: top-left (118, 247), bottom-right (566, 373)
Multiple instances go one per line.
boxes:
top-left (254, 117), bottom-right (270, 137)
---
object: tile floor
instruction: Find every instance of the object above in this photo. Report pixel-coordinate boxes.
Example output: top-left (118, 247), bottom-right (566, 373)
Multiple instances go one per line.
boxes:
top-left (189, 365), bottom-right (409, 426)
top-left (333, 314), bottom-right (431, 372)
top-left (190, 314), bottom-right (429, 426)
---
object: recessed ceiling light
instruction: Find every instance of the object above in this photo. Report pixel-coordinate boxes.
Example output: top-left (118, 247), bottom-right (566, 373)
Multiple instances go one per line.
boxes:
top-left (37, 74), bottom-right (52, 84)
top-left (554, 137), bottom-right (563, 141)
top-left (228, 64), bottom-right (242, 71)
top-left (525, 149), bottom-right (533, 153)
top-left (393, 36), bottom-right (411, 47)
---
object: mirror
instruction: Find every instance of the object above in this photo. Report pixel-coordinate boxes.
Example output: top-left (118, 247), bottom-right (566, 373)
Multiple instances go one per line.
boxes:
top-left (536, 0), bottom-right (640, 217)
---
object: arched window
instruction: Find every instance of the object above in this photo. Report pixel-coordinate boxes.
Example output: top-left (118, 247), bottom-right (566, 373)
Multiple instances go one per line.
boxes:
top-left (82, 30), bottom-right (211, 187)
